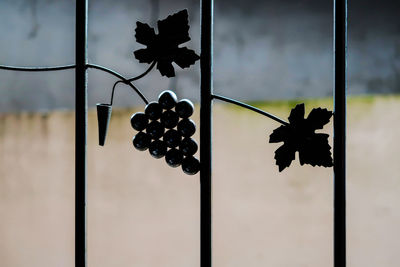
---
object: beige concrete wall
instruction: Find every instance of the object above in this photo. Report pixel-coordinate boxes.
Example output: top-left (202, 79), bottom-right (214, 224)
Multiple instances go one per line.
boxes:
top-left (0, 96), bottom-right (399, 267)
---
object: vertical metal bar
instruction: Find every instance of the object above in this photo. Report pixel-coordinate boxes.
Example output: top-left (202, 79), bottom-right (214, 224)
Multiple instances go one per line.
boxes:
top-left (200, 0), bottom-right (213, 267)
top-left (333, 0), bottom-right (347, 267)
top-left (75, 1), bottom-right (88, 267)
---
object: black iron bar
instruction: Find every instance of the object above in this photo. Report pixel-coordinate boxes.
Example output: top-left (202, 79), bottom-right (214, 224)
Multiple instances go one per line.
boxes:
top-left (333, 0), bottom-right (347, 267)
top-left (212, 94), bottom-right (289, 126)
top-left (0, 64), bottom-right (75, 71)
top-left (200, 1), bottom-right (213, 267)
top-left (87, 63), bottom-right (149, 105)
top-left (75, 1), bottom-right (88, 267)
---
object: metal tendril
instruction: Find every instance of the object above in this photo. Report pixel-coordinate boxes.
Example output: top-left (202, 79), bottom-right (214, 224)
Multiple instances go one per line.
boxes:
top-left (109, 61), bottom-right (156, 105)
top-left (0, 63), bottom-right (153, 105)
top-left (212, 94), bottom-right (289, 126)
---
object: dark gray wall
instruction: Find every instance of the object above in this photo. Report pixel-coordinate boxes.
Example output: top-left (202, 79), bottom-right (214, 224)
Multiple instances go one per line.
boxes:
top-left (0, 0), bottom-right (399, 112)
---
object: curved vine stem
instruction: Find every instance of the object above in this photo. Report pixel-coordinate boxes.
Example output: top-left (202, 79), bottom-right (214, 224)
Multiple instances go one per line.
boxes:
top-left (212, 94), bottom-right (289, 126)
top-left (0, 64), bottom-right (75, 71)
top-left (86, 63), bottom-right (149, 105)
top-left (108, 61), bottom-right (156, 105)
top-left (0, 63), bottom-right (151, 105)
top-left (126, 61), bottom-right (156, 82)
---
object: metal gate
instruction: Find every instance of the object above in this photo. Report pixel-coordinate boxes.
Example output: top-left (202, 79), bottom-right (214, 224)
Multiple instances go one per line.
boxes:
top-left (0, 0), bottom-right (347, 266)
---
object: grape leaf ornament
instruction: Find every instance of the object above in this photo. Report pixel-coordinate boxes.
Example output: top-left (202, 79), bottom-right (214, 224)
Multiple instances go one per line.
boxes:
top-left (134, 9), bottom-right (200, 77)
top-left (269, 103), bottom-right (333, 172)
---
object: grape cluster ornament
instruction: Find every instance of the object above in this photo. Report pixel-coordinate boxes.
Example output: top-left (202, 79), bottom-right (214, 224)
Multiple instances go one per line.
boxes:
top-left (131, 90), bottom-right (200, 175)
top-left (95, 8), bottom-right (334, 174)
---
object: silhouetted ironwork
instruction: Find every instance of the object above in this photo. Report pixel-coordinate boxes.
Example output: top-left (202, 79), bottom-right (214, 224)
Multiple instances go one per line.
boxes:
top-left (88, 63), bottom-right (150, 104)
top-left (0, 2), bottom-right (345, 267)
top-left (108, 61), bottom-right (156, 105)
top-left (334, 0), bottom-right (347, 266)
top-left (200, 0), bottom-right (213, 266)
top-left (97, 103), bottom-right (112, 146)
top-left (133, 9), bottom-right (200, 77)
top-left (75, 1), bottom-right (88, 267)
top-left (212, 94), bottom-right (289, 125)
top-left (269, 104), bottom-right (333, 171)
top-left (130, 90), bottom-right (200, 175)
top-left (0, 64), bottom-right (75, 71)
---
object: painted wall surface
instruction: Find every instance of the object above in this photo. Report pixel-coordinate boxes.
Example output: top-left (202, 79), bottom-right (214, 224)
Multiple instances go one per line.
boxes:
top-left (0, 0), bottom-right (399, 112)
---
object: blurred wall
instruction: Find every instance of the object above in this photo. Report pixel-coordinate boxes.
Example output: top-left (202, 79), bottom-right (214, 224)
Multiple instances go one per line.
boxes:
top-left (1, 97), bottom-right (400, 266)
top-left (0, 0), bottom-right (399, 111)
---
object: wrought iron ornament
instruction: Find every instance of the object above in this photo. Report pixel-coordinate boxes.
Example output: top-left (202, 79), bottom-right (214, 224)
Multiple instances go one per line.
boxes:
top-left (95, 9), bottom-right (333, 174)
top-left (134, 9), bottom-right (200, 77)
top-left (125, 9), bottom-right (333, 174)
top-left (0, 2), bottom-right (347, 267)
top-left (125, 10), bottom-right (200, 174)
top-left (0, 8), bottom-right (334, 175)
top-left (131, 91), bottom-right (200, 175)
top-left (269, 104), bottom-right (333, 171)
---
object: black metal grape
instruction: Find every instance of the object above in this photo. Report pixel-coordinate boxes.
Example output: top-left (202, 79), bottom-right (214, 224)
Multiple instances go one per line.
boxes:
top-left (130, 112), bottom-right (148, 131)
top-left (145, 101), bottom-right (162, 120)
top-left (179, 137), bottom-right (198, 156)
top-left (182, 156), bottom-right (200, 175)
top-left (146, 121), bottom-right (165, 139)
top-left (163, 129), bottom-right (181, 148)
top-left (161, 110), bottom-right (179, 128)
top-left (132, 131), bottom-right (151, 151)
top-left (130, 91), bottom-right (199, 174)
top-left (149, 139), bottom-right (168, 159)
top-left (165, 148), bottom-right (184, 167)
top-left (177, 118), bottom-right (196, 137)
top-left (175, 99), bottom-right (194, 118)
top-left (158, 90), bottom-right (177, 110)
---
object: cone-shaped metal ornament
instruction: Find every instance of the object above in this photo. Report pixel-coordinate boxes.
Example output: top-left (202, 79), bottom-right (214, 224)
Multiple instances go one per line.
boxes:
top-left (96, 103), bottom-right (112, 146)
